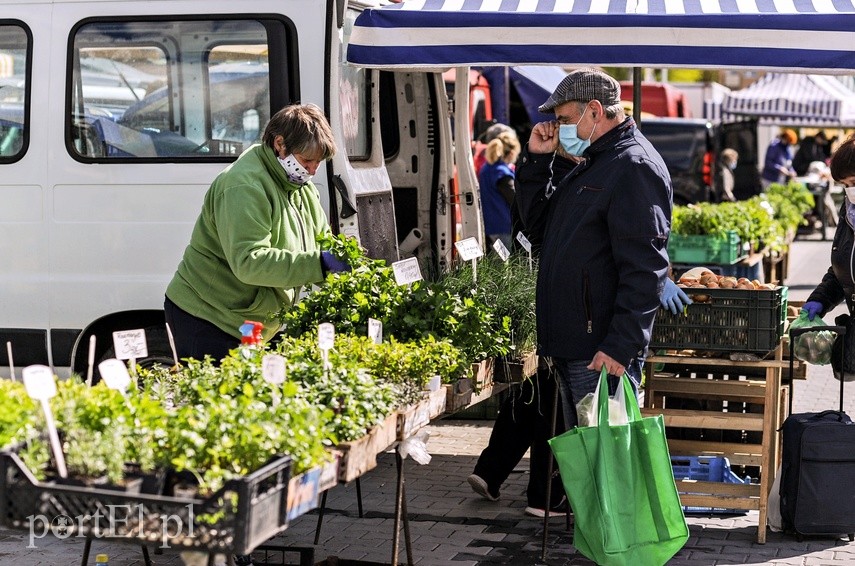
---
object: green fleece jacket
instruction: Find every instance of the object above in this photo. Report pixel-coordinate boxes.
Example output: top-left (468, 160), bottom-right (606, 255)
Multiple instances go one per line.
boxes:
top-left (166, 144), bottom-right (329, 341)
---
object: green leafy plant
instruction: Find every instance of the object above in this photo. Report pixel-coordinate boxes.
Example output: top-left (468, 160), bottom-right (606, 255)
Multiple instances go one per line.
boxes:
top-left (279, 234), bottom-right (511, 362)
top-left (0, 379), bottom-right (37, 449)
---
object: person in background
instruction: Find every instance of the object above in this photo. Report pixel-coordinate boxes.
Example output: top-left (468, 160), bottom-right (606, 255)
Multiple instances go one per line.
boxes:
top-left (761, 129), bottom-right (798, 189)
top-left (515, 68), bottom-right (673, 431)
top-left (800, 133), bottom-right (855, 326)
top-left (793, 130), bottom-right (830, 176)
top-left (164, 103), bottom-right (350, 363)
top-left (474, 122), bottom-right (515, 175)
top-left (478, 127), bottom-right (521, 250)
top-left (717, 148), bottom-right (740, 202)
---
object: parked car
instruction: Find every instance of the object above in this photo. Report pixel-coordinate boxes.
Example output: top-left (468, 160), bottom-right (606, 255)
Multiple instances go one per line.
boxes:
top-left (639, 117), bottom-right (760, 205)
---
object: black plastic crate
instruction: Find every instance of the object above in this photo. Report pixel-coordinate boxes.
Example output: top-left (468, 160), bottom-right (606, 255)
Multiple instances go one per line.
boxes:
top-left (0, 451), bottom-right (291, 555)
top-left (651, 286), bottom-right (788, 353)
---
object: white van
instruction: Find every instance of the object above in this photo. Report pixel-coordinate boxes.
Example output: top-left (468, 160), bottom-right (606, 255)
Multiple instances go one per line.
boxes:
top-left (0, 0), bottom-right (483, 375)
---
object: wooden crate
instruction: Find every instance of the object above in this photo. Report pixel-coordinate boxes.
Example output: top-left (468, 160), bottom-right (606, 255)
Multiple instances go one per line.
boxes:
top-left (444, 381), bottom-right (509, 415)
top-left (493, 351), bottom-right (539, 383)
top-left (396, 397), bottom-right (432, 440)
top-left (336, 414), bottom-right (396, 483)
top-left (471, 357), bottom-right (495, 389)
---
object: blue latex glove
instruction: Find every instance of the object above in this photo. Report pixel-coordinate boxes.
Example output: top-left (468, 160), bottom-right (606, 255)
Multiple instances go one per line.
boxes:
top-left (660, 279), bottom-right (693, 315)
top-left (320, 251), bottom-right (351, 275)
top-left (801, 301), bottom-right (824, 321)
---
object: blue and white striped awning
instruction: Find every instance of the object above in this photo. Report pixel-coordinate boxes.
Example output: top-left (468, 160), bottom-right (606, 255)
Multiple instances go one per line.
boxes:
top-left (348, 0), bottom-right (855, 73)
top-left (721, 73), bottom-right (855, 126)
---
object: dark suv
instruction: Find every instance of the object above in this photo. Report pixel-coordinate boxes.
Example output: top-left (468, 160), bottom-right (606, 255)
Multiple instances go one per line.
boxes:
top-left (638, 118), bottom-right (760, 205)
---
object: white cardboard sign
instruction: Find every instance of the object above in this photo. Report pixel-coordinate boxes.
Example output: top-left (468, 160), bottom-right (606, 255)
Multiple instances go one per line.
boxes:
top-left (262, 354), bottom-right (287, 385)
top-left (112, 329), bottom-right (148, 360)
top-left (98, 359), bottom-right (132, 393)
top-left (392, 257), bottom-right (422, 285)
top-left (454, 237), bottom-right (483, 261)
top-left (318, 323), bottom-right (335, 350)
top-left (368, 318), bottom-right (383, 345)
top-left (492, 239), bottom-right (510, 261)
top-left (515, 231), bottom-right (532, 253)
top-left (22, 365), bottom-right (56, 400)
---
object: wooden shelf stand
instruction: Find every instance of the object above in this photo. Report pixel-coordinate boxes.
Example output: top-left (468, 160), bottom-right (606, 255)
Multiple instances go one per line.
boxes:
top-left (643, 344), bottom-right (792, 544)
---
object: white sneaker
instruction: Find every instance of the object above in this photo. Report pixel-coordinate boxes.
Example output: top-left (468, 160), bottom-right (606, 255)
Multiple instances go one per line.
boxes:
top-left (467, 474), bottom-right (500, 501)
top-left (524, 497), bottom-right (569, 518)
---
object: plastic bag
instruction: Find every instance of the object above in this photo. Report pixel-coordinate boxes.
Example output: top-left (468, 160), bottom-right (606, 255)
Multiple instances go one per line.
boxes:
top-left (576, 375), bottom-right (629, 427)
top-left (789, 311), bottom-right (835, 366)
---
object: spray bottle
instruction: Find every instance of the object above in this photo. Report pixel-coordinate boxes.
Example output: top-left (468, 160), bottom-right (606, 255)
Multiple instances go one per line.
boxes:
top-left (238, 321), bottom-right (264, 358)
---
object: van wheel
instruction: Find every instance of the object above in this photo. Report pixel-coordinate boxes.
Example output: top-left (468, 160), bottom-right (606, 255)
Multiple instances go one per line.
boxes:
top-left (93, 325), bottom-right (177, 385)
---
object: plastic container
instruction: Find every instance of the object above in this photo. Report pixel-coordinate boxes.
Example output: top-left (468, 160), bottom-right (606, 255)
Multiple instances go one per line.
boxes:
top-left (668, 231), bottom-right (742, 265)
top-left (95, 554), bottom-right (109, 565)
top-left (670, 455), bottom-right (750, 514)
top-left (651, 286), bottom-right (788, 353)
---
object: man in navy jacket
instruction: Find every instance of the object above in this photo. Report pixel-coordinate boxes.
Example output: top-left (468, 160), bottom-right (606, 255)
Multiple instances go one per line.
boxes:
top-left (515, 68), bottom-right (672, 428)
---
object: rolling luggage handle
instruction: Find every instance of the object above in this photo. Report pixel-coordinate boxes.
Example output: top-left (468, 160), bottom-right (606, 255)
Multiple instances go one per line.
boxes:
top-left (788, 325), bottom-right (846, 416)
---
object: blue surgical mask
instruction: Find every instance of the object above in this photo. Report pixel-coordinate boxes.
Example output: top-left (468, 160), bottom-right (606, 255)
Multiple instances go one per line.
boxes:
top-left (558, 107), bottom-right (594, 157)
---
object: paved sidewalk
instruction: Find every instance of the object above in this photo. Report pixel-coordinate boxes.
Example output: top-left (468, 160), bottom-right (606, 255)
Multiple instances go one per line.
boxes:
top-left (3, 229), bottom-right (855, 565)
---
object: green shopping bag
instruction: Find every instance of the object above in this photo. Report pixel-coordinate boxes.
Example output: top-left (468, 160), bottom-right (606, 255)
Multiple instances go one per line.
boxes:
top-left (548, 368), bottom-right (688, 566)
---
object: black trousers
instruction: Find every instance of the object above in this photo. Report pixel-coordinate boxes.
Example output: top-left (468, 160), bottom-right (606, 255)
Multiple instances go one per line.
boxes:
top-left (473, 366), bottom-right (566, 508)
top-left (163, 296), bottom-right (239, 363)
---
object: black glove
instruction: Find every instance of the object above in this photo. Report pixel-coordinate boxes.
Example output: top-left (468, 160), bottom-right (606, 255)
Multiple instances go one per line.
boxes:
top-left (320, 251), bottom-right (351, 275)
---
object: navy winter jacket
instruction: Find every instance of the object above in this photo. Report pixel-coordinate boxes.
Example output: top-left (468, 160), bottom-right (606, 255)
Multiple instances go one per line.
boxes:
top-left (515, 117), bottom-right (672, 366)
top-left (807, 201), bottom-right (855, 315)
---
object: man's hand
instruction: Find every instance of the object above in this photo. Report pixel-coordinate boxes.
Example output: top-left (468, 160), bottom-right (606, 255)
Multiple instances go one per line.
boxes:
top-left (587, 351), bottom-right (625, 376)
top-left (528, 120), bottom-right (560, 154)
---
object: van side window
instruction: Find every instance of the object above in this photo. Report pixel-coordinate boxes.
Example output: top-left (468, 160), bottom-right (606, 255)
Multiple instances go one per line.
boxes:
top-left (0, 23), bottom-right (29, 162)
top-left (68, 18), bottom-right (290, 162)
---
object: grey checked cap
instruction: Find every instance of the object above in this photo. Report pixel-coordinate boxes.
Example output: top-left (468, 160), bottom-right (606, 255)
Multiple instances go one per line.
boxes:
top-left (538, 68), bottom-right (621, 113)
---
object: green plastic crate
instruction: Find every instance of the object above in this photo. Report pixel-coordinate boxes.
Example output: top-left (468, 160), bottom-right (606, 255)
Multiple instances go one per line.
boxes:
top-left (652, 286), bottom-right (788, 353)
top-left (668, 231), bottom-right (742, 265)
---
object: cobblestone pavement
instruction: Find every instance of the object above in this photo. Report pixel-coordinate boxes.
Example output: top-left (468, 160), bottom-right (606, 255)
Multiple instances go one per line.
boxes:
top-left (3, 230), bottom-right (854, 565)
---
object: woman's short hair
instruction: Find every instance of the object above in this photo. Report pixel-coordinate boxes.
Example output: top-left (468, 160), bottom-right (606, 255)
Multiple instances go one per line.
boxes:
top-left (263, 103), bottom-right (337, 160)
top-left (829, 132), bottom-right (855, 182)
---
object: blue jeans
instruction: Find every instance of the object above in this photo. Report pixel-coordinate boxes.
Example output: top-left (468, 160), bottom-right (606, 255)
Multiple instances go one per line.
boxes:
top-left (551, 358), bottom-right (643, 430)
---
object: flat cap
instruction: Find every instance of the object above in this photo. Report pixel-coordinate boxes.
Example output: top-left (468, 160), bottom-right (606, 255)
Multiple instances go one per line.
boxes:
top-left (538, 68), bottom-right (621, 113)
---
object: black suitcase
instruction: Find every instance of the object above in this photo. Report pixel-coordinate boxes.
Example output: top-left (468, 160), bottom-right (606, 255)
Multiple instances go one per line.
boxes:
top-left (781, 324), bottom-right (855, 539)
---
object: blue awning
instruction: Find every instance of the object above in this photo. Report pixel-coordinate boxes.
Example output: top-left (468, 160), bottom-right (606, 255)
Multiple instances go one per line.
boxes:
top-left (721, 73), bottom-right (855, 126)
top-left (348, 0), bottom-right (855, 73)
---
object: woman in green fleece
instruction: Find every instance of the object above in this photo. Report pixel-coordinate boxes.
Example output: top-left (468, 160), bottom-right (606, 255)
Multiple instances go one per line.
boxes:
top-left (164, 103), bottom-right (349, 362)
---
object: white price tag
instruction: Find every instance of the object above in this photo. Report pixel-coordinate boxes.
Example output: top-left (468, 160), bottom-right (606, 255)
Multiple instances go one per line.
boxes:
top-left (262, 354), bottom-right (286, 385)
top-left (492, 239), bottom-right (510, 261)
top-left (392, 257), bottom-right (423, 285)
top-left (368, 318), bottom-right (383, 344)
top-left (22, 365), bottom-right (57, 400)
top-left (454, 237), bottom-right (483, 261)
top-left (98, 359), bottom-right (132, 393)
top-left (318, 323), bottom-right (335, 350)
top-left (515, 231), bottom-right (532, 253)
top-left (112, 329), bottom-right (148, 360)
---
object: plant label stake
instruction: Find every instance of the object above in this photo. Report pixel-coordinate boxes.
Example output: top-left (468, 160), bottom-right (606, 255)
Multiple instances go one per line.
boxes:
top-left (22, 365), bottom-right (67, 478)
top-left (455, 237), bottom-right (483, 283)
top-left (318, 323), bottom-right (335, 370)
top-left (368, 318), bottom-right (383, 345)
top-left (516, 232), bottom-right (533, 271)
top-left (262, 354), bottom-right (286, 406)
top-left (165, 322), bottom-right (180, 367)
top-left (392, 257), bottom-right (422, 286)
top-left (112, 329), bottom-right (148, 377)
top-left (85, 335), bottom-right (96, 387)
top-left (492, 239), bottom-right (510, 262)
top-left (99, 359), bottom-right (132, 395)
top-left (6, 341), bottom-right (15, 382)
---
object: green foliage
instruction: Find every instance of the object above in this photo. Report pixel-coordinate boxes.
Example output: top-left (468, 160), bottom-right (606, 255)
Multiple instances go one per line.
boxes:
top-left (280, 234), bottom-right (511, 362)
top-left (435, 253), bottom-right (537, 355)
top-left (761, 182), bottom-right (815, 232)
top-left (0, 379), bottom-right (37, 448)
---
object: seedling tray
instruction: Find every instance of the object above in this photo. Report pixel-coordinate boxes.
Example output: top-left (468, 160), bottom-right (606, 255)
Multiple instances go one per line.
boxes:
top-left (668, 231), bottom-right (742, 265)
top-left (0, 451), bottom-right (291, 554)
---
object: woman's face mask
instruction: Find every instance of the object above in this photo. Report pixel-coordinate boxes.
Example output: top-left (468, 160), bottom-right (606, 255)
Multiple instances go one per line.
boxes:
top-left (278, 154), bottom-right (313, 185)
top-left (845, 185), bottom-right (855, 204)
top-left (558, 106), bottom-right (595, 157)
